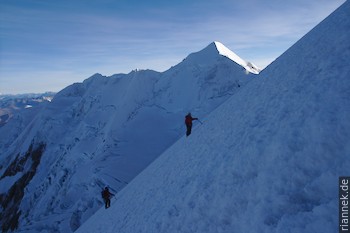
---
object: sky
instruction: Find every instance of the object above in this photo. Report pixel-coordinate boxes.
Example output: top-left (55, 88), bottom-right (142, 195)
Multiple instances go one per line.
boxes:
top-left (0, 0), bottom-right (346, 94)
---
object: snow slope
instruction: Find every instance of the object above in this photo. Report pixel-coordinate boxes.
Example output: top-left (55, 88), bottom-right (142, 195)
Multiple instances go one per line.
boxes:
top-left (0, 42), bottom-right (257, 232)
top-left (76, 1), bottom-right (350, 233)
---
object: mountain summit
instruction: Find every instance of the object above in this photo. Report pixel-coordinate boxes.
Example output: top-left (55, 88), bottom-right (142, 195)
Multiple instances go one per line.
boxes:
top-left (213, 41), bottom-right (260, 74)
top-left (183, 41), bottom-right (260, 74)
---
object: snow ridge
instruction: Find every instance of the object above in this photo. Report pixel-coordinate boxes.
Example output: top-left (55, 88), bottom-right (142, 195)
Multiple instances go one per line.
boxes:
top-left (214, 41), bottom-right (261, 74)
top-left (180, 41), bottom-right (260, 75)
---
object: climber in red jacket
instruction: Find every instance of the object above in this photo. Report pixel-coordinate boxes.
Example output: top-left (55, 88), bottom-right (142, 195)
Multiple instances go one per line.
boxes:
top-left (185, 113), bottom-right (198, 136)
top-left (101, 187), bottom-right (114, 209)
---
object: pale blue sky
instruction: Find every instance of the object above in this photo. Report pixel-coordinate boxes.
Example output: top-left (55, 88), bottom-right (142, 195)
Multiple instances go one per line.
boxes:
top-left (0, 0), bottom-right (345, 94)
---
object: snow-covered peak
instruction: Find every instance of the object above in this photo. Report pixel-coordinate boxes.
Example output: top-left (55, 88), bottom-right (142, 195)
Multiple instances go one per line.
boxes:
top-left (214, 41), bottom-right (261, 74)
top-left (183, 41), bottom-right (260, 74)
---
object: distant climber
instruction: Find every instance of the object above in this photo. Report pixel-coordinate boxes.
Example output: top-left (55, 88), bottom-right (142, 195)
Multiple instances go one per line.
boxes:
top-left (185, 113), bottom-right (199, 136)
top-left (101, 187), bottom-right (114, 209)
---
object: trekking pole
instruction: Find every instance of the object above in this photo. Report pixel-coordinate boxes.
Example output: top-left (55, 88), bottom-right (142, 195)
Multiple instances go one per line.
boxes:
top-left (197, 119), bottom-right (203, 124)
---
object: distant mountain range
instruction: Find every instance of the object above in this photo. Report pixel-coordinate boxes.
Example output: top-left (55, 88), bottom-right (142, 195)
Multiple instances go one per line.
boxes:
top-left (0, 92), bottom-right (55, 127)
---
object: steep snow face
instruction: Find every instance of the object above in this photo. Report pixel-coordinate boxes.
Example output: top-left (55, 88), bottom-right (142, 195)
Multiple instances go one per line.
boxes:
top-left (76, 2), bottom-right (350, 233)
top-left (0, 43), bottom-right (256, 232)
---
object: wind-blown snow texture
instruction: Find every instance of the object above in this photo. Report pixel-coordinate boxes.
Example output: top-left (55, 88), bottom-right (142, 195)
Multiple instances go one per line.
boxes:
top-left (76, 2), bottom-right (350, 233)
top-left (0, 41), bottom-right (256, 232)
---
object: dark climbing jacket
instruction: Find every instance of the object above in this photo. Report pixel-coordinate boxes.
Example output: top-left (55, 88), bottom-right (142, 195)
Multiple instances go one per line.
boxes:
top-left (185, 114), bottom-right (198, 126)
top-left (102, 188), bottom-right (112, 199)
